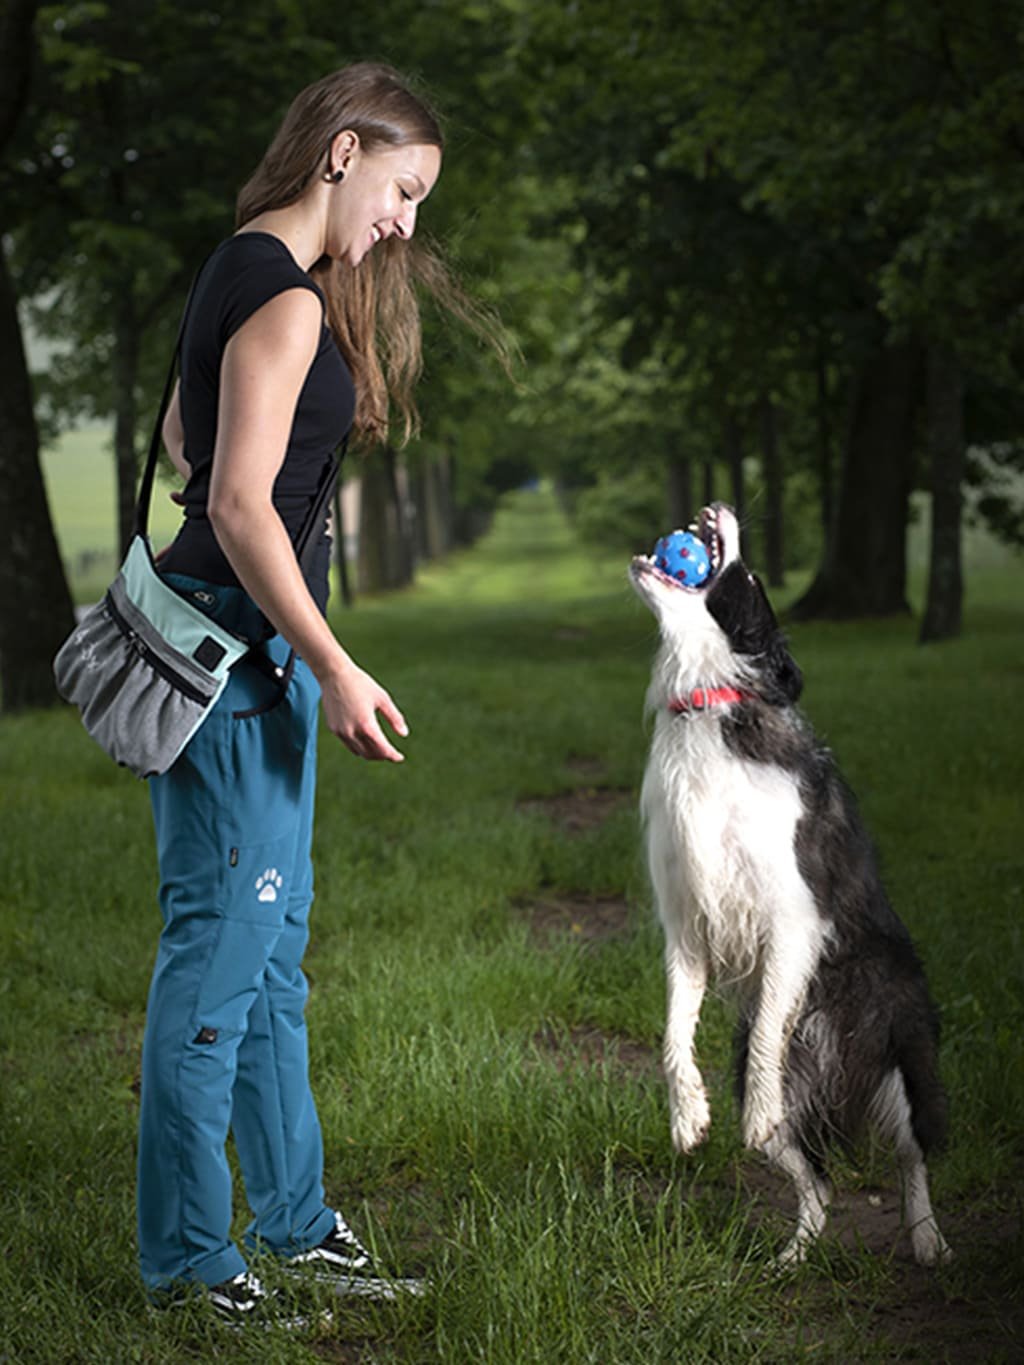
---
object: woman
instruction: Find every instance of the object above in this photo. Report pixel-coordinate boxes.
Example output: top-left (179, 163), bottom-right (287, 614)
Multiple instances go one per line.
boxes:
top-left (140, 63), bottom-right (445, 1319)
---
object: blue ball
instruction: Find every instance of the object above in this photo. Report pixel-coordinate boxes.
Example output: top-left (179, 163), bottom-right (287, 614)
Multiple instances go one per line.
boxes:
top-left (653, 530), bottom-right (711, 587)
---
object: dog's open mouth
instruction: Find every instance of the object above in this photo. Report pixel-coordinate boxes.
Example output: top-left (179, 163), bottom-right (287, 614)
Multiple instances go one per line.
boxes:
top-left (697, 505), bottom-right (726, 579)
top-left (632, 504), bottom-right (728, 593)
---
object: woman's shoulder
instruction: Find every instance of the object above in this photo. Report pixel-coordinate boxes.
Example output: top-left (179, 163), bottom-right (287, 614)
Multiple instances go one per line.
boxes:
top-left (206, 232), bottom-right (317, 288)
top-left (200, 233), bottom-right (325, 343)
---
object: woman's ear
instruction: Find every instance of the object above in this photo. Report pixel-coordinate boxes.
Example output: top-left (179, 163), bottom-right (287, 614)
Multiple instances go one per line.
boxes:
top-left (328, 128), bottom-right (361, 175)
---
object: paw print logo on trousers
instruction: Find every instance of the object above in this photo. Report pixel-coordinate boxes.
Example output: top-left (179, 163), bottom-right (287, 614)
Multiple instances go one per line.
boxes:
top-left (255, 868), bottom-right (283, 903)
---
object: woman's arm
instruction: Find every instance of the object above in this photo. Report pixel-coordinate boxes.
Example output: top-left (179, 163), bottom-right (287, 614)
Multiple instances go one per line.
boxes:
top-left (161, 382), bottom-right (191, 480)
top-left (207, 287), bottom-right (407, 763)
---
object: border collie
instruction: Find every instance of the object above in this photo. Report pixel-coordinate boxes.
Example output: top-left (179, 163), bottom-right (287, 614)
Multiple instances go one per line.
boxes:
top-left (630, 503), bottom-right (951, 1267)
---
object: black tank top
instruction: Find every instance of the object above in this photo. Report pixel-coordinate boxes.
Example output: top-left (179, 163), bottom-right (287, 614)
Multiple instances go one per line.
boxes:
top-left (159, 232), bottom-right (354, 612)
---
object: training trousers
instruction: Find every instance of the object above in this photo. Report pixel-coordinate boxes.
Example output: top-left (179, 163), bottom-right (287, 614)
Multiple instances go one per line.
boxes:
top-left (138, 613), bottom-right (335, 1291)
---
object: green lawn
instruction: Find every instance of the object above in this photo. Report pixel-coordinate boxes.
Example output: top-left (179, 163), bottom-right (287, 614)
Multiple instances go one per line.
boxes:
top-left (1, 487), bottom-right (1022, 1362)
top-left (41, 425), bottom-right (185, 603)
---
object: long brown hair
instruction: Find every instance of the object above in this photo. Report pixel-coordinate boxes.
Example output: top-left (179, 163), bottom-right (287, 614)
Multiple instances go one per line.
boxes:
top-left (236, 63), bottom-right (500, 446)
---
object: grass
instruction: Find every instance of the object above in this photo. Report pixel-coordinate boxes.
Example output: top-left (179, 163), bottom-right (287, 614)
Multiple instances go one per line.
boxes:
top-left (2, 486), bottom-right (1023, 1362)
top-left (40, 425), bottom-right (184, 604)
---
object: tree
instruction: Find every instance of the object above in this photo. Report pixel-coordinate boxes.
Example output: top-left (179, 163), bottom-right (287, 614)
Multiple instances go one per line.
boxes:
top-left (9, 0), bottom-right (534, 596)
top-left (8, 0), bottom-right (338, 554)
top-left (514, 0), bottom-right (1024, 621)
top-left (0, 0), bottom-right (76, 712)
top-left (515, 1), bottom-right (860, 583)
top-left (920, 347), bottom-right (965, 641)
top-left (672, 0), bottom-right (1024, 621)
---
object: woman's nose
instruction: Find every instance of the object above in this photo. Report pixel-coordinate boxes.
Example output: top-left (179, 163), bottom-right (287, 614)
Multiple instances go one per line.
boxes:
top-left (394, 201), bottom-right (418, 240)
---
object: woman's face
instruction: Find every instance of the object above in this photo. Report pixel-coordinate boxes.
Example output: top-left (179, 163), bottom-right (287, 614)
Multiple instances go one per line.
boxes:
top-left (328, 139), bottom-right (442, 267)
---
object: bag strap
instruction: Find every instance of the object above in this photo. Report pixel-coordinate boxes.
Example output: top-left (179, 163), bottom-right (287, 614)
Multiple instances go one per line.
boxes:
top-left (132, 260), bottom-right (205, 541)
top-left (293, 434), bottom-right (348, 579)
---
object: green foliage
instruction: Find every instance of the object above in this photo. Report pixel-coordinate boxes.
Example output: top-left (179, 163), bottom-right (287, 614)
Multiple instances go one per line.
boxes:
top-left (574, 468), bottom-right (667, 555)
top-left (674, 0), bottom-right (1024, 372)
top-left (9, 0), bottom-right (1024, 620)
top-left (8, 0), bottom-right (340, 439)
top-left (513, 0), bottom-right (1024, 558)
top-left (744, 466), bottom-right (825, 575)
top-left (967, 445), bottom-right (1024, 550)
top-left (0, 489), bottom-right (1022, 1360)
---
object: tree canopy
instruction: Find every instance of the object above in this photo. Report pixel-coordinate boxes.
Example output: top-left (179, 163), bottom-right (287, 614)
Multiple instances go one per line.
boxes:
top-left (4, 0), bottom-right (1023, 706)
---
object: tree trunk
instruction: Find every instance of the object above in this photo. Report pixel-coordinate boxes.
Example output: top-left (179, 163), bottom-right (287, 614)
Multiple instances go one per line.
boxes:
top-left (449, 458), bottom-right (491, 547)
top-left (815, 342), bottom-right (836, 560)
top-left (357, 461), bottom-right (389, 593)
top-left (0, 244), bottom-right (77, 710)
top-left (357, 448), bottom-right (414, 592)
top-left (0, 0), bottom-right (76, 711)
top-left (723, 409), bottom-right (747, 558)
top-left (701, 460), bottom-right (715, 506)
top-left (331, 482), bottom-right (352, 607)
top-left (792, 342), bottom-right (921, 619)
top-left (759, 395), bottom-right (784, 585)
top-left (666, 450), bottom-right (694, 527)
top-left (387, 449), bottom-right (415, 587)
top-left (0, 0), bottom-right (38, 149)
top-left (419, 453), bottom-right (454, 560)
top-left (408, 466), bottom-right (428, 562)
top-left (919, 347), bottom-right (964, 644)
top-left (113, 286), bottom-right (140, 558)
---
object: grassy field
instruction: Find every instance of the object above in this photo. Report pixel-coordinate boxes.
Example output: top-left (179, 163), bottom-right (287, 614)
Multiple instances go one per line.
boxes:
top-left (41, 426), bottom-right (185, 604)
top-left (1, 487), bottom-right (1022, 1362)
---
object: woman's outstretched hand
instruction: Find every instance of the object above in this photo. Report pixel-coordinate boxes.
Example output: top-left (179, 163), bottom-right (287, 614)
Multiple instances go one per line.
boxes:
top-left (320, 660), bottom-right (408, 763)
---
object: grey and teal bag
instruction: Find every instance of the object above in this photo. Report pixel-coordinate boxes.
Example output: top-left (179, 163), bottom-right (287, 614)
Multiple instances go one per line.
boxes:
top-left (53, 259), bottom-right (341, 779)
top-left (53, 536), bottom-right (251, 778)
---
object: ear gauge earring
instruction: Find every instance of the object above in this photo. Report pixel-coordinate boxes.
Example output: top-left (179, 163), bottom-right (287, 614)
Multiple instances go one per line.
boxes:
top-left (322, 168), bottom-right (345, 184)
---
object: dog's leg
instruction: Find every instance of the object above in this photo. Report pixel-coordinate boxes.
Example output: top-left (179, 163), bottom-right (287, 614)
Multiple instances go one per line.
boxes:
top-left (902, 1154), bottom-right (951, 1266)
top-left (663, 933), bottom-right (711, 1153)
top-left (741, 927), bottom-right (819, 1151)
top-left (762, 1127), bottom-right (831, 1269)
top-left (871, 1069), bottom-right (953, 1266)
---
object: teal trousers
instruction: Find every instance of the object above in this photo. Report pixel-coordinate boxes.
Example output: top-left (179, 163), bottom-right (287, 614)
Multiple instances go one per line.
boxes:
top-left (138, 589), bottom-right (335, 1291)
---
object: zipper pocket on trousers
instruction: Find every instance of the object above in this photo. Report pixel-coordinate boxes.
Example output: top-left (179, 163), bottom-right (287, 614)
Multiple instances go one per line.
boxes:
top-left (104, 591), bottom-right (211, 705)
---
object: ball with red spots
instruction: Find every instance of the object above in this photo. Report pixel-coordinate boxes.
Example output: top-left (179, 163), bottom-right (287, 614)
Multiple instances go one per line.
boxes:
top-left (653, 530), bottom-right (711, 587)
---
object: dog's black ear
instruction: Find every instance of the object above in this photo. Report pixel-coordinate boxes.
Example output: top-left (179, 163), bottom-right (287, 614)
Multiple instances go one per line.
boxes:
top-left (707, 564), bottom-right (778, 654)
top-left (760, 637), bottom-right (803, 705)
top-left (744, 574), bottom-right (802, 704)
top-left (707, 566), bottom-right (803, 704)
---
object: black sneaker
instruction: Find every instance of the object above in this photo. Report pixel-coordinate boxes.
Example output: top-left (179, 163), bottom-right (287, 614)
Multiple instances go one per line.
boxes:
top-left (151, 1271), bottom-right (269, 1322)
top-left (154, 1271), bottom-right (323, 1330)
top-left (285, 1212), bottom-right (426, 1301)
top-left (206, 1271), bottom-right (269, 1321)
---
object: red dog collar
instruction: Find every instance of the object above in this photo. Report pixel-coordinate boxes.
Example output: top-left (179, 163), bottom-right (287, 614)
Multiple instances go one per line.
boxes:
top-left (669, 687), bottom-right (755, 713)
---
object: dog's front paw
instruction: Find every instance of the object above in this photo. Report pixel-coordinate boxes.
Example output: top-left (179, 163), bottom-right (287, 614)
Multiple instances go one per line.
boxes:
top-left (911, 1220), bottom-right (954, 1267)
top-left (668, 1077), bottom-right (711, 1154)
top-left (771, 1235), bottom-right (810, 1273)
top-left (742, 1093), bottom-right (785, 1151)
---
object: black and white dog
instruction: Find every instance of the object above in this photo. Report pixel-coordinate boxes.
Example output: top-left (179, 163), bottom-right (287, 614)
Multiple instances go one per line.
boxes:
top-left (630, 503), bottom-right (951, 1267)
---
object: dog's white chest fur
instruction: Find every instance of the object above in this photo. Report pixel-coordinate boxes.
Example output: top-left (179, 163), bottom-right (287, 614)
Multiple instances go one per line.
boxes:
top-left (641, 713), bottom-right (818, 980)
